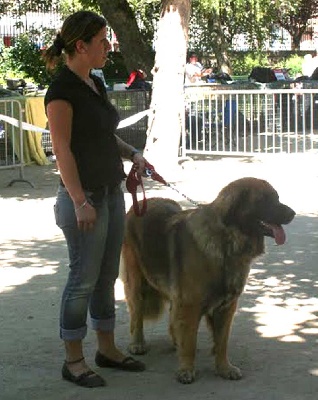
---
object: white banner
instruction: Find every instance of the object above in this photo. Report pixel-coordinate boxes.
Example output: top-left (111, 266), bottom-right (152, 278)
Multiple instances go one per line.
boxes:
top-left (0, 108), bottom-right (151, 134)
top-left (117, 109), bottom-right (150, 129)
top-left (0, 114), bottom-right (50, 133)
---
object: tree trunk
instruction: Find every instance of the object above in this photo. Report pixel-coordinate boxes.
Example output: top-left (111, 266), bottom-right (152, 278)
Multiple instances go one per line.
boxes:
top-left (143, 0), bottom-right (191, 175)
top-left (208, 8), bottom-right (232, 74)
top-left (291, 30), bottom-right (304, 51)
top-left (97, 0), bottom-right (154, 75)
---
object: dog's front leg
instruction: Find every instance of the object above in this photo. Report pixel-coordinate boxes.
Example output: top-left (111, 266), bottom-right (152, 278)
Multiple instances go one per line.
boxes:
top-left (170, 301), bottom-right (201, 384)
top-left (206, 299), bottom-right (242, 380)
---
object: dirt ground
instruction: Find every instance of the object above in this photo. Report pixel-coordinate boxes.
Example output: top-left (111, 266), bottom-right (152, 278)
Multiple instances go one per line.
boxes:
top-left (1, 155), bottom-right (318, 400)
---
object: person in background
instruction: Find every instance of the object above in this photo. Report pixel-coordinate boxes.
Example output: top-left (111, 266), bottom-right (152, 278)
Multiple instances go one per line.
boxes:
top-left (126, 68), bottom-right (151, 90)
top-left (91, 68), bottom-right (108, 89)
top-left (302, 54), bottom-right (315, 78)
top-left (43, 10), bottom-right (146, 389)
top-left (184, 52), bottom-right (212, 85)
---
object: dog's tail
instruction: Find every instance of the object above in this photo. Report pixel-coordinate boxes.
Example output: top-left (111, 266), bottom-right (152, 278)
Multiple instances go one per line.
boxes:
top-left (121, 242), bottom-right (166, 320)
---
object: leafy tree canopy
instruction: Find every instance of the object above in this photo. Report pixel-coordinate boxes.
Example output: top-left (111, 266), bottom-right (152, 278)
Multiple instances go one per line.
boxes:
top-left (0, 0), bottom-right (59, 14)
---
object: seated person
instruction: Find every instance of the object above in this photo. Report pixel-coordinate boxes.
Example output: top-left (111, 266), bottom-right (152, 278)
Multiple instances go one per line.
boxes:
top-left (126, 69), bottom-right (151, 90)
top-left (302, 54), bottom-right (317, 78)
top-left (184, 53), bottom-right (212, 85)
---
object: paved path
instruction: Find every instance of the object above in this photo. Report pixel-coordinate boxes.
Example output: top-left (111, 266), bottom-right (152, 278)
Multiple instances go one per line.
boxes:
top-left (0, 155), bottom-right (318, 400)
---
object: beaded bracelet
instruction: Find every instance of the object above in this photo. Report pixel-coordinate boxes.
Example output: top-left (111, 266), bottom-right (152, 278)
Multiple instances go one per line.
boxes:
top-left (75, 199), bottom-right (88, 212)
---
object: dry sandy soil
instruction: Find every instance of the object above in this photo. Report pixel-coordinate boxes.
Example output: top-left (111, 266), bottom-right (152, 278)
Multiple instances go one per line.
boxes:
top-left (1, 155), bottom-right (318, 400)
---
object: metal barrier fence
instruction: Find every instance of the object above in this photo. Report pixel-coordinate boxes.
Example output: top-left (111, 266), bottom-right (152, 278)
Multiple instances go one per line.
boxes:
top-left (108, 89), bottom-right (151, 149)
top-left (0, 99), bottom-right (33, 186)
top-left (40, 90), bottom-right (151, 156)
top-left (181, 83), bottom-right (318, 157)
top-left (0, 8), bottom-right (61, 46)
top-left (2, 86), bottom-right (318, 178)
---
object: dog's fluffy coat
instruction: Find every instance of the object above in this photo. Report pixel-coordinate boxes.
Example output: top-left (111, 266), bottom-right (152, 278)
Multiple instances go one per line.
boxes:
top-left (121, 177), bottom-right (295, 383)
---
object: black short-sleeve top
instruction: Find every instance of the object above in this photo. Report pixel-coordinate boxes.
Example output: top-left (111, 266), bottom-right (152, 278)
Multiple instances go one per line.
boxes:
top-left (44, 65), bottom-right (126, 191)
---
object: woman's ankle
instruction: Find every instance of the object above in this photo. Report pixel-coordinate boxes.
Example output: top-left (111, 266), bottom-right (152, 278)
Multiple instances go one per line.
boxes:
top-left (64, 339), bottom-right (84, 363)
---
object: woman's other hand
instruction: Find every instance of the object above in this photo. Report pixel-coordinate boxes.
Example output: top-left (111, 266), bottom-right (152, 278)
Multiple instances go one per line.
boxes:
top-left (74, 200), bottom-right (97, 231)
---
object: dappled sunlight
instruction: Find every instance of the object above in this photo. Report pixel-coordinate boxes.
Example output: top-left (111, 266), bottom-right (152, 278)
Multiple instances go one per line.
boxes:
top-left (0, 199), bottom-right (60, 241)
top-left (310, 368), bottom-right (318, 377)
top-left (0, 161), bottom-right (318, 396)
top-left (239, 214), bottom-right (318, 348)
top-left (115, 278), bottom-right (126, 301)
top-left (0, 264), bottom-right (59, 293)
top-left (242, 263), bottom-right (318, 343)
top-left (0, 236), bottom-right (66, 293)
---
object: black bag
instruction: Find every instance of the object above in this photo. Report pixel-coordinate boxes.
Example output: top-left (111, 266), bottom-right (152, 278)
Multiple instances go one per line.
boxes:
top-left (249, 67), bottom-right (277, 83)
top-left (311, 67), bottom-right (318, 80)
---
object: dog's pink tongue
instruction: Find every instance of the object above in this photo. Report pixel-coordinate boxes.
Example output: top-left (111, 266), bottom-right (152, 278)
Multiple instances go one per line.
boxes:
top-left (271, 224), bottom-right (286, 245)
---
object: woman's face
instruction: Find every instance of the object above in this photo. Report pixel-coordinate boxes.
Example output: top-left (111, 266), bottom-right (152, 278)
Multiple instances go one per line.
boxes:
top-left (85, 27), bottom-right (111, 69)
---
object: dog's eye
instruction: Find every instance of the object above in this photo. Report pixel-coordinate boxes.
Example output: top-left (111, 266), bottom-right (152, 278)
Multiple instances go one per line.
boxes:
top-left (257, 194), bottom-right (279, 210)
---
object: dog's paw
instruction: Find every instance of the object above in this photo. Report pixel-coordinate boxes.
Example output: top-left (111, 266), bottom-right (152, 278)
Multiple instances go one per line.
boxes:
top-left (216, 364), bottom-right (242, 380)
top-left (176, 368), bottom-right (196, 384)
top-left (128, 342), bottom-right (147, 355)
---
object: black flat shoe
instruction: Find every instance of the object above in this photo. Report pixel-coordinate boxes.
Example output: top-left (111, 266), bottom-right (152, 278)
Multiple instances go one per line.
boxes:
top-left (62, 358), bottom-right (106, 388)
top-left (95, 351), bottom-right (145, 372)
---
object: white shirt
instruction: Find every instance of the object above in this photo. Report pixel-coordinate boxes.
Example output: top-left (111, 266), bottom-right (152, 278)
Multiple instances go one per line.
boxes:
top-left (185, 62), bottom-right (204, 85)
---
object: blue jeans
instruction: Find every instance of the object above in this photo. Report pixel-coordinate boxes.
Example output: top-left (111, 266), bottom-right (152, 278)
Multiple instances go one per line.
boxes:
top-left (54, 184), bottom-right (125, 341)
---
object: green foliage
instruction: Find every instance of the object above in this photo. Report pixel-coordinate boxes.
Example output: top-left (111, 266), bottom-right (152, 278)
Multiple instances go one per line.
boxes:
top-left (230, 52), bottom-right (271, 75)
top-left (0, 0), bottom-right (309, 84)
top-left (127, 0), bottom-right (161, 47)
top-left (8, 33), bottom-right (53, 86)
top-left (229, 51), bottom-right (303, 77)
top-left (59, 0), bottom-right (84, 18)
top-left (0, 0), bottom-right (59, 14)
top-left (4, 25), bottom-right (60, 87)
top-left (189, 0), bottom-right (275, 53)
top-left (274, 0), bottom-right (318, 49)
top-left (0, 47), bottom-right (19, 85)
top-left (80, 0), bottom-right (161, 48)
top-left (281, 54), bottom-right (303, 76)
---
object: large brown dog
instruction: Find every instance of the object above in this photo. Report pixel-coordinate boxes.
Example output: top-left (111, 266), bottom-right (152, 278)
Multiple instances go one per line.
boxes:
top-left (121, 177), bottom-right (295, 384)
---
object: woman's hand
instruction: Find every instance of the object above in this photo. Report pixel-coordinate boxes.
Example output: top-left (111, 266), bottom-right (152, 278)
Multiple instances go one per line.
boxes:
top-left (132, 152), bottom-right (147, 175)
top-left (74, 200), bottom-right (97, 231)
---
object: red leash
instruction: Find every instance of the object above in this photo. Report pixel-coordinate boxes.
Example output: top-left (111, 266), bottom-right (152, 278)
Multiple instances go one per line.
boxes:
top-left (126, 161), bottom-right (166, 216)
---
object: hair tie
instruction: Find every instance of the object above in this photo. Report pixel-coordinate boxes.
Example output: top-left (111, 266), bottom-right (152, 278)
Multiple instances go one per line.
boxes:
top-left (53, 34), bottom-right (65, 53)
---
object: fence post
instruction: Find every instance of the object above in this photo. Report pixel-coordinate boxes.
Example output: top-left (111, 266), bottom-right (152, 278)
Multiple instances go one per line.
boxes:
top-left (0, 99), bottom-right (34, 187)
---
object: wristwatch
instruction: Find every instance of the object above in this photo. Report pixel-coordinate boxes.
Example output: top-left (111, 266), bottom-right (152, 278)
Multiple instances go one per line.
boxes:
top-left (130, 149), bottom-right (140, 161)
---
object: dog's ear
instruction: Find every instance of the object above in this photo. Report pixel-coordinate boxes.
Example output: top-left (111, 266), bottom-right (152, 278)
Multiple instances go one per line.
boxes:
top-left (224, 190), bottom-right (250, 226)
top-left (215, 185), bottom-right (252, 226)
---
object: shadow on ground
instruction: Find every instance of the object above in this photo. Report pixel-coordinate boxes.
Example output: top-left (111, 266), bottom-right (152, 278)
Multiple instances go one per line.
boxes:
top-left (0, 214), bottom-right (317, 400)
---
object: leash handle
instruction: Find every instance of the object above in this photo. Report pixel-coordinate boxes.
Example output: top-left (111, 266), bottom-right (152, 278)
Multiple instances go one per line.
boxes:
top-left (126, 161), bottom-right (166, 217)
top-left (126, 165), bottom-right (147, 216)
top-left (126, 160), bottom-right (198, 216)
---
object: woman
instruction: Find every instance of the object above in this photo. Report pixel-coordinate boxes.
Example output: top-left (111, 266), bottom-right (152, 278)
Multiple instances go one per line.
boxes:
top-left (43, 10), bottom-right (146, 388)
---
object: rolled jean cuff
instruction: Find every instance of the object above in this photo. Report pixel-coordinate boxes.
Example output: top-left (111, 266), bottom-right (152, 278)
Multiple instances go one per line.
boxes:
top-left (91, 316), bottom-right (115, 332)
top-left (60, 325), bottom-right (87, 341)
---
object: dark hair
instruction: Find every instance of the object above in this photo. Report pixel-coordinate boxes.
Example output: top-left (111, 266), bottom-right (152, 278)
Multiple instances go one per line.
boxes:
top-left (187, 52), bottom-right (199, 62)
top-left (43, 10), bottom-right (107, 70)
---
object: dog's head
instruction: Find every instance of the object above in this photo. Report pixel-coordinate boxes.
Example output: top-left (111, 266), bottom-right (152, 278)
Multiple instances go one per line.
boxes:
top-left (215, 177), bottom-right (295, 244)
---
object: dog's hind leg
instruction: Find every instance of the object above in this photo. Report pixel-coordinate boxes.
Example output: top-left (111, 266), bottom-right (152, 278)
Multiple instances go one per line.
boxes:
top-left (121, 243), bottom-right (147, 355)
top-left (168, 302), bottom-right (177, 348)
top-left (206, 299), bottom-right (242, 380)
top-left (170, 300), bottom-right (201, 384)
